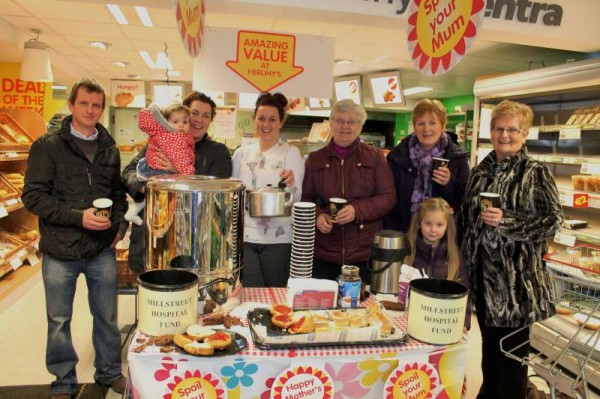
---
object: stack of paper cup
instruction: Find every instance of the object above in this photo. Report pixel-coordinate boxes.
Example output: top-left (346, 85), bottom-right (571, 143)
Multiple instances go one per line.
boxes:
top-left (290, 202), bottom-right (316, 278)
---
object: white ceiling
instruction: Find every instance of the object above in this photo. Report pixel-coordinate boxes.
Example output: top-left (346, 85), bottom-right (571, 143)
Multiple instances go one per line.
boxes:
top-left (0, 0), bottom-right (595, 100)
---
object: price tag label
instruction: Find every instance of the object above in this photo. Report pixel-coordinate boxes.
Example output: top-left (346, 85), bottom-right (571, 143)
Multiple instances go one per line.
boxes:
top-left (573, 193), bottom-right (589, 208)
top-left (5, 198), bottom-right (18, 206)
top-left (559, 194), bottom-right (574, 207)
top-left (581, 163), bottom-right (600, 175)
top-left (563, 157), bottom-right (576, 165)
top-left (27, 253), bottom-right (39, 266)
top-left (589, 198), bottom-right (600, 208)
top-left (32, 240), bottom-right (39, 250)
top-left (554, 231), bottom-right (577, 247)
top-left (0, 206), bottom-right (7, 218)
top-left (10, 257), bottom-right (22, 270)
top-left (17, 249), bottom-right (27, 258)
top-left (559, 127), bottom-right (581, 140)
top-left (6, 152), bottom-right (19, 158)
top-left (528, 127), bottom-right (539, 140)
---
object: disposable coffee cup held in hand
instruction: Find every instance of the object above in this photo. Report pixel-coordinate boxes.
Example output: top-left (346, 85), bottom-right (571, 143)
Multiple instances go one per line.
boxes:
top-left (432, 157), bottom-right (449, 172)
top-left (329, 198), bottom-right (347, 222)
top-left (479, 192), bottom-right (500, 212)
top-left (93, 198), bottom-right (113, 219)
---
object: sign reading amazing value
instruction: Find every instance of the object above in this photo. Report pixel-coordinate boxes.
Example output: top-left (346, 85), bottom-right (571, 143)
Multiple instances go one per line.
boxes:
top-left (195, 27), bottom-right (334, 98)
top-left (226, 31), bottom-right (304, 93)
top-left (406, 0), bottom-right (485, 75)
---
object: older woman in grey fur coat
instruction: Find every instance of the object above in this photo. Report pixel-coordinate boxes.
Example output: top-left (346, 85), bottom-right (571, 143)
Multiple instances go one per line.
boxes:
top-left (461, 100), bottom-right (563, 399)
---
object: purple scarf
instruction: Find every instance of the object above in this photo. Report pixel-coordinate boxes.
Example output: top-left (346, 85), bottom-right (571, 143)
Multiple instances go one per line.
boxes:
top-left (409, 132), bottom-right (449, 213)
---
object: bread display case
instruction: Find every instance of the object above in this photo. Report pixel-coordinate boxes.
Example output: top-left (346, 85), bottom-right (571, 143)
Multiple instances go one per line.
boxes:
top-left (472, 58), bottom-right (600, 248)
top-left (0, 108), bottom-right (45, 279)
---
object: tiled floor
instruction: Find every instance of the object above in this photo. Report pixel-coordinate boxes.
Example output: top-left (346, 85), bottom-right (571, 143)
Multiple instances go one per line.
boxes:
top-left (0, 266), bottom-right (488, 398)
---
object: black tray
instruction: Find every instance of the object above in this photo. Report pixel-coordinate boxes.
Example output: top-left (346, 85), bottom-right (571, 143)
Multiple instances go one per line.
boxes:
top-left (174, 329), bottom-right (248, 357)
top-left (247, 308), bottom-right (407, 350)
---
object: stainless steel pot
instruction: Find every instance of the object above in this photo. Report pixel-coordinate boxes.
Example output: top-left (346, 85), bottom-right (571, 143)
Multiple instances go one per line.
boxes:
top-left (248, 180), bottom-right (293, 217)
top-left (145, 176), bottom-right (244, 301)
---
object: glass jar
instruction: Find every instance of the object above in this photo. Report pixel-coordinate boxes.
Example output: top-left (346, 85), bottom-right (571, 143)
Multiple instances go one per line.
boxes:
top-left (337, 265), bottom-right (361, 308)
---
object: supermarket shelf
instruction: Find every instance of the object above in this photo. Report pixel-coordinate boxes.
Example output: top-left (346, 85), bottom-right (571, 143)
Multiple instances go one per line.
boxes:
top-left (0, 242), bottom-right (40, 279)
top-left (0, 199), bottom-right (23, 218)
top-left (531, 153), bottom-right (600, 166)
top-left (554, 176), bottom-right (600, 209)
top-left (557, 226), bottom-right (600, 246)
top-left (537, 124), bottom-right (600, 132)
top-left (0, 152), bottom-right (28, 162)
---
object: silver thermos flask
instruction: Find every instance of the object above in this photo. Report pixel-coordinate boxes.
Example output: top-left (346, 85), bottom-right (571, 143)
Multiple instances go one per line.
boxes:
top-left (369, 230), bottom-right (408, 294)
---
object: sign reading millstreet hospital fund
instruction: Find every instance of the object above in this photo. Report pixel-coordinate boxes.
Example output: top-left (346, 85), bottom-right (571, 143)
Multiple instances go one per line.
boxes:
top-left (406, 0), bottom-right (485, 75)
top-left (195, 27), bottom-right (334, 98)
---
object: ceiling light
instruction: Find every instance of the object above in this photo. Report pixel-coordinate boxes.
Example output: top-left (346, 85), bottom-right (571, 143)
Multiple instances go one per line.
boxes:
top-left (334, 59), bottom-right (353, 65)
top-left (112, 60), bottom-right (129, 67)
top-left (167, 70), bottom-right (180, 77)
top-left (403, 86), bottom-right (433, 96)
top-left (139, 51), bottom-right (172, 69)
top-left (127, 74), bottom-right (141, 79)
top-left (52, 85), bottom-right (67, 90)
top-left (135, 6), bottom-right (153, 27)
top-left (20, 29), bottom-right (53, 82)
top-left (107, 4), bottom-right (129, 25)
top-left (89, 41), bottom-right (112, 50)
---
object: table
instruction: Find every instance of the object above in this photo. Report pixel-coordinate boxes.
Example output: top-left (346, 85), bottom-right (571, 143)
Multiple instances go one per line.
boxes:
top-left (127, 288), bottom-right (468, 399)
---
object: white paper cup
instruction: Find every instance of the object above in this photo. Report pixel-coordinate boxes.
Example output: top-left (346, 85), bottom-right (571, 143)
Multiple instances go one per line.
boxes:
top-left (93, 198), bottom-right (113, 219)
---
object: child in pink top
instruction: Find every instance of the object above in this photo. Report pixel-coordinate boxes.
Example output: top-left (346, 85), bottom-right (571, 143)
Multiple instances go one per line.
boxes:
top-left (125, 103), bottom-right (195, 225)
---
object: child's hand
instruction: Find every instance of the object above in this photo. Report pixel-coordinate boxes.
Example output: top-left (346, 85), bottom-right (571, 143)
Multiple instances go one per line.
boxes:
top-left (155, 150), bottom-right (177, 173)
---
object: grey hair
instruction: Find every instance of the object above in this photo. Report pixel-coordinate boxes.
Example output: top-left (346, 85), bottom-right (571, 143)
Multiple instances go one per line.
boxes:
top-left (331, 99), bottom-right (367, 125)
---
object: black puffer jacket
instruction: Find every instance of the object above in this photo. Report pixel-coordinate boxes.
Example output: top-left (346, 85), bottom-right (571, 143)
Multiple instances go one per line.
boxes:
top-left (22, 116), bottom-right (127, 261)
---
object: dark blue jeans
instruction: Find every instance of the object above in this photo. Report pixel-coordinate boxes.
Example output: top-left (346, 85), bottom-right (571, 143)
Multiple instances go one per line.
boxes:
top-left (42, 248), bottom-right (122, 395)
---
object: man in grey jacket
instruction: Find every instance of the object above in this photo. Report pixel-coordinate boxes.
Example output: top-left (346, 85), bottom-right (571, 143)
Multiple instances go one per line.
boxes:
top-left (22, 78), bottom-right (127, 398)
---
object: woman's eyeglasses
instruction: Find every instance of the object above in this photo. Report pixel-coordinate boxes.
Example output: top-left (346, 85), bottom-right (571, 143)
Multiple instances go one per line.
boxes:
top-left (491, 126), bottom-right (523, 135)
top-left (332, 118), bottom-right (359, 127)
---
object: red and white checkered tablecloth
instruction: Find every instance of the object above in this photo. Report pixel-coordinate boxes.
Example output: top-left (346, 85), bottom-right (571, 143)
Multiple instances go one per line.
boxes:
top-left (240, 287), bottom-right (441, 357)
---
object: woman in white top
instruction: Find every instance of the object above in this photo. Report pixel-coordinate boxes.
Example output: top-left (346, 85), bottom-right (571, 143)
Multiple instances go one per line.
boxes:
top-left (232, 92), bottom-right (304, 287)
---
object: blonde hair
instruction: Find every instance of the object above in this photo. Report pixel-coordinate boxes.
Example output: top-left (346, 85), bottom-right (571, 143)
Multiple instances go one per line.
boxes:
top-left (412, 99), bottom-right (447, 128)
top-left (163, 103), bottom-right (190, 121)
top-left (491, 100), bottom-right (533, 131)
top-left (404, 198), bottom-right (460, 281)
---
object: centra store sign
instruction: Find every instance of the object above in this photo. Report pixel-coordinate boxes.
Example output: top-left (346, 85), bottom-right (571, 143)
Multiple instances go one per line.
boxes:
top-left (362, 0), bottom-right (563, 26)
top-left (484, 0), bottom-right (563, 26)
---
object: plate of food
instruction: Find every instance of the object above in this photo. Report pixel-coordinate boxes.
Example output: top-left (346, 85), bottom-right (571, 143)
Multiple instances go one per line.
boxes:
top-left (173, 325), bottom-right (247, 357)
top-left (248, 302), bottom-right (407, 349)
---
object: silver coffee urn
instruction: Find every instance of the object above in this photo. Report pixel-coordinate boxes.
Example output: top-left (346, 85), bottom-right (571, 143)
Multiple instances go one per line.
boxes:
top-left (144, 175), bottom-right (245, 304)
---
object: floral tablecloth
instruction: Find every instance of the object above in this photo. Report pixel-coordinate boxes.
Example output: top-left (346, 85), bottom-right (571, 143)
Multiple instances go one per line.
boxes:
top-left (127, 287), bottom-right (468, 399)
